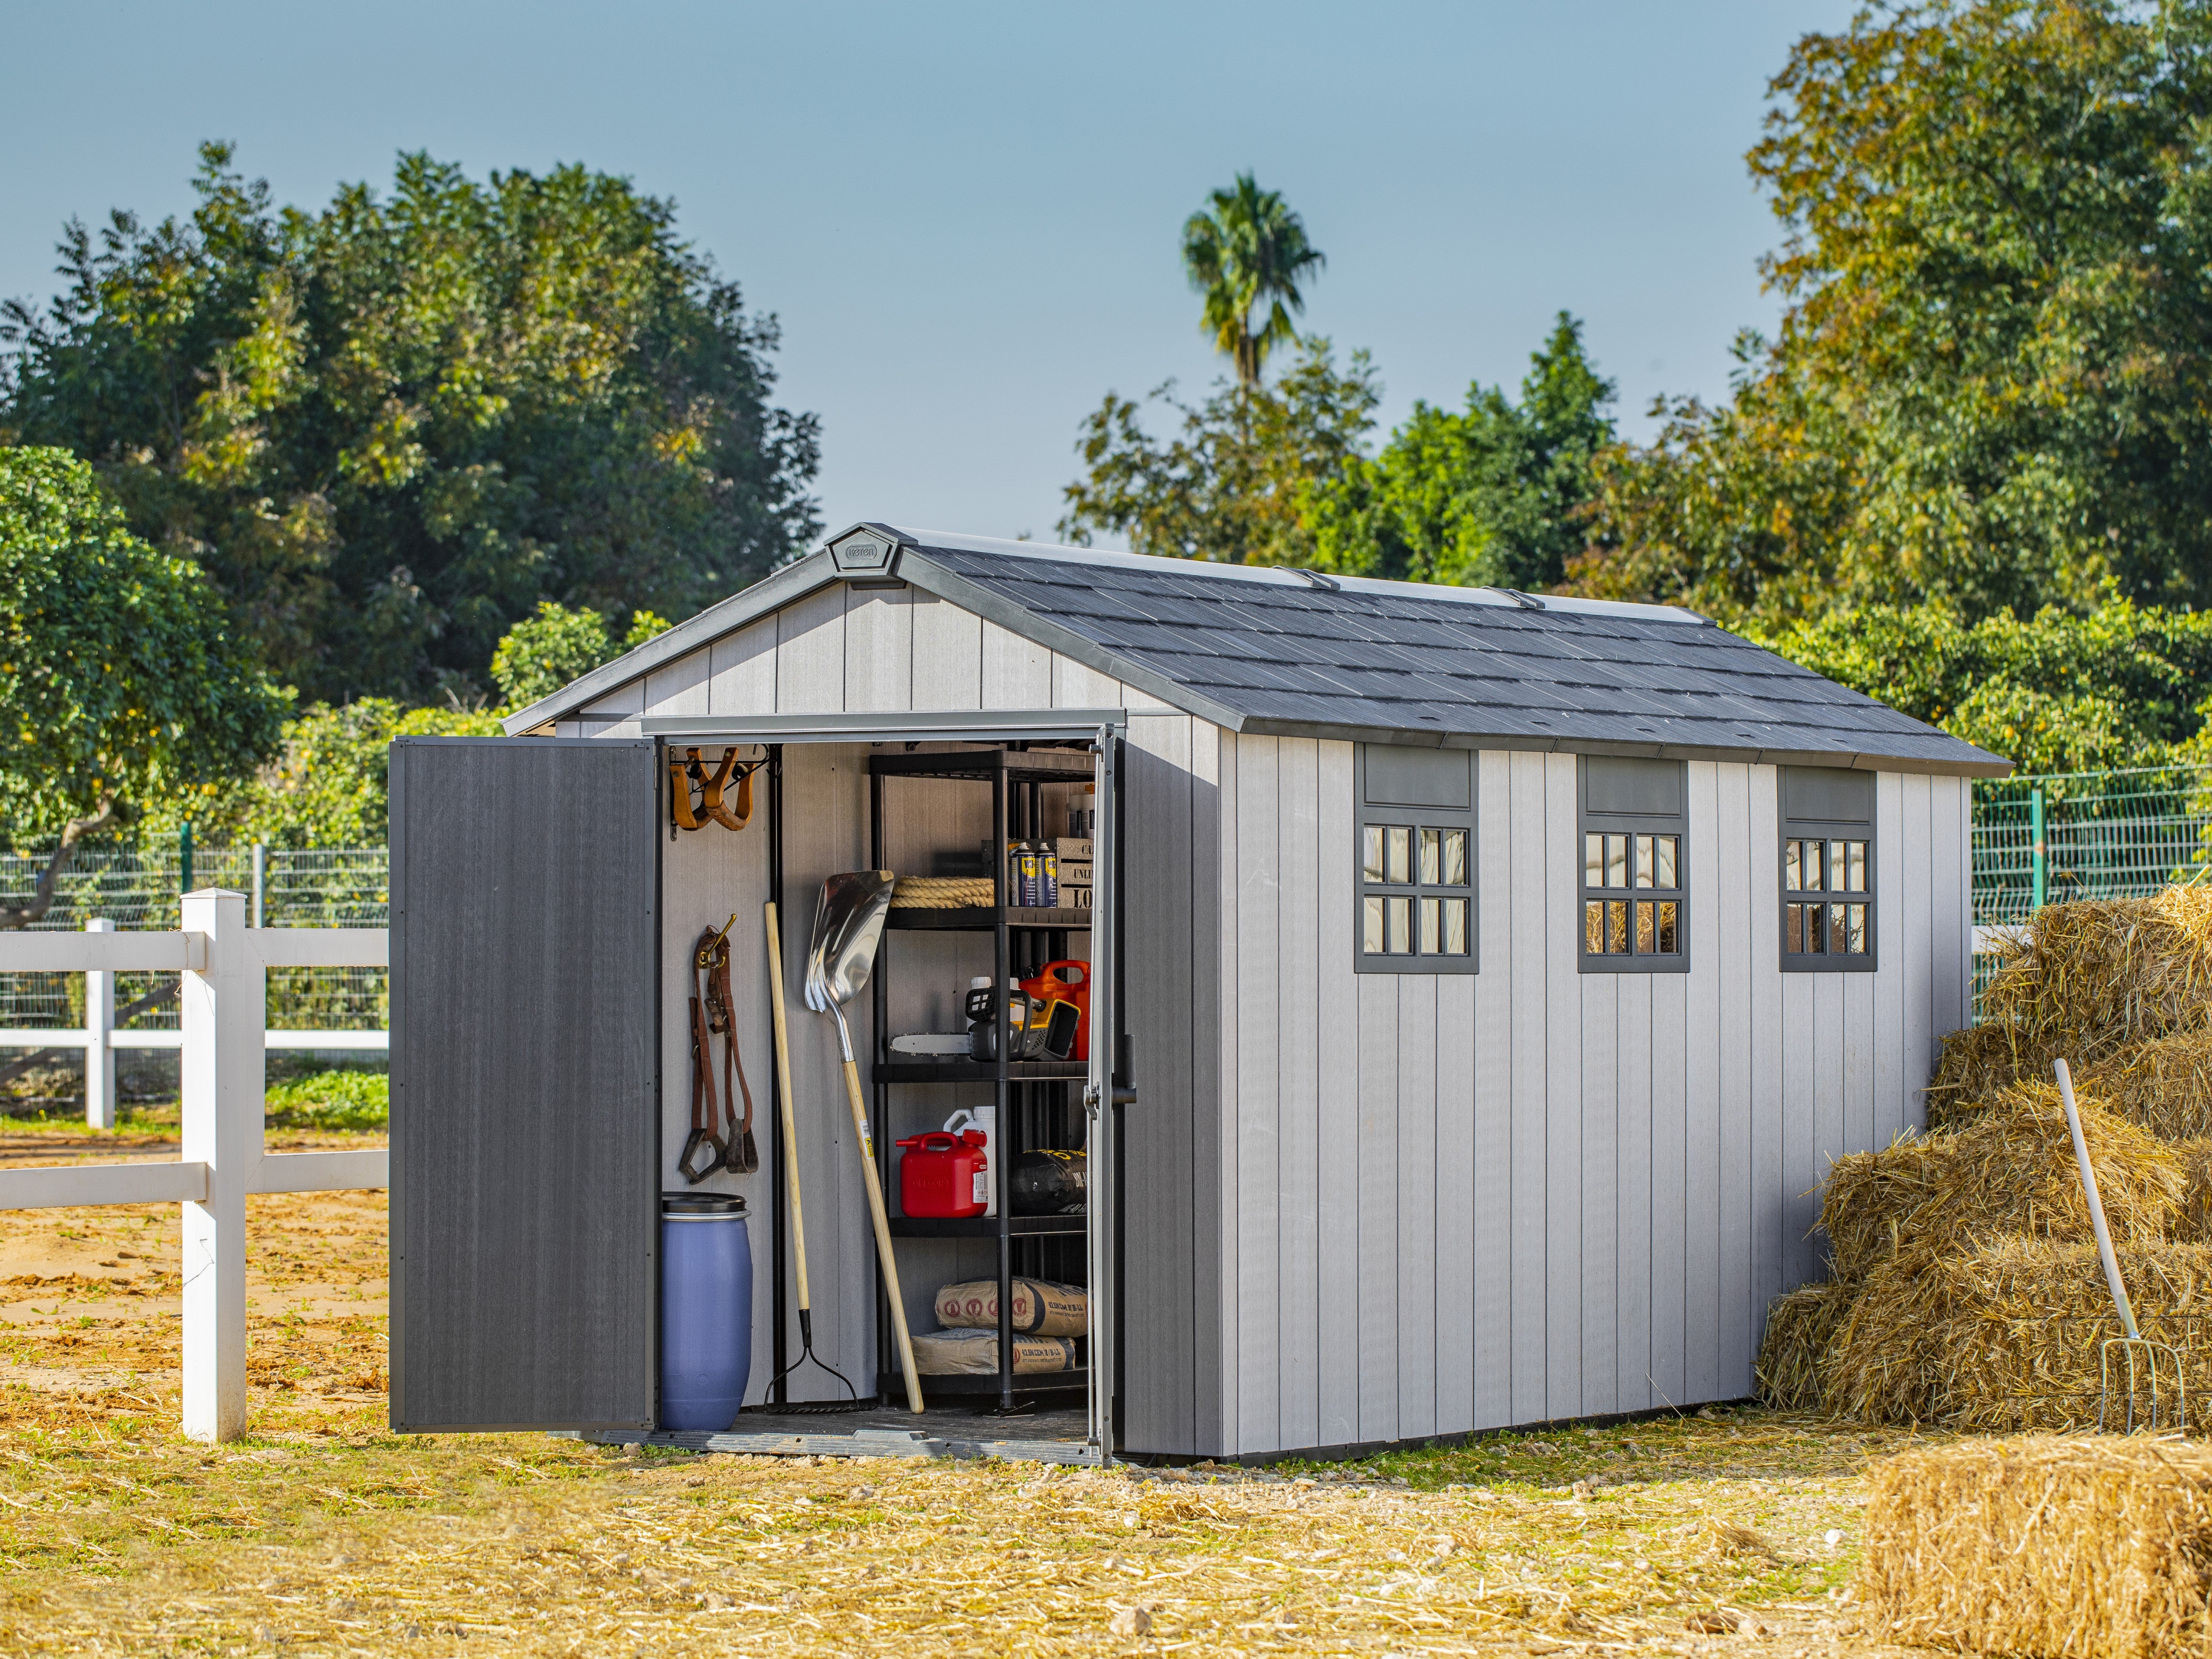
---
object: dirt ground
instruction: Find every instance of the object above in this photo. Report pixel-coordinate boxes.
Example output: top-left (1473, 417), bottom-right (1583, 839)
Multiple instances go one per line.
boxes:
top-left (0, 1124), bottom-right (1955, 1657)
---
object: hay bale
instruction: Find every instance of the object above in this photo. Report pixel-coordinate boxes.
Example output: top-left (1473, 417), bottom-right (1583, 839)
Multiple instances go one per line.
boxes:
top-left (1857, 1436), bottom-right (2212, 1659)
top-left (1924, 1019), bottom-right (2049, 1127)
top-left (1823, 1237), bottom-right (2212, 1430)
top-left (1754, 1280), bottom-right (1854, 1410)
top-left (2181, 1140), bottom-right (2212, 1242)
top-left (1818, 1086), bottom-right (2185, 1283)
top-left (1984, 886), bottom-right (2212, 1061)
top-left (2078, 1030), bottom-right (2212, 1142)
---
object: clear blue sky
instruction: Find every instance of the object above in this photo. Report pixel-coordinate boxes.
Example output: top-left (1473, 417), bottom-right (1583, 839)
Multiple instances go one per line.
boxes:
top-left (1, 1), bottom-right (1851, 547)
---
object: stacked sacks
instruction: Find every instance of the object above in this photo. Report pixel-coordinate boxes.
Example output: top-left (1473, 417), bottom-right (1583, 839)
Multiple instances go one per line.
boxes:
top-left (1760, 888), bottom-right (2212, 1427)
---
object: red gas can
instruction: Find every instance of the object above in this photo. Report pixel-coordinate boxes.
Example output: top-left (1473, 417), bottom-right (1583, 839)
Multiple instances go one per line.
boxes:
top-left (897, 1130), bottom-right (989, 1218)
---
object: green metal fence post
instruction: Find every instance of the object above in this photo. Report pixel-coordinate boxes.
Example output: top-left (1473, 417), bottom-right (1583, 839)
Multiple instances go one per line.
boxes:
top-left (2030, 787), bottom-right (2047, 911)
top-left (180, 821), bottom-right (193, 900)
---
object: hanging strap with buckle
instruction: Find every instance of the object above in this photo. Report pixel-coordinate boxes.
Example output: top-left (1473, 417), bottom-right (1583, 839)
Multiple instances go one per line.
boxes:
top-left (671, 747), bottom-right (756, 834)
top-left (681, 923), bottom-right (757, 1181)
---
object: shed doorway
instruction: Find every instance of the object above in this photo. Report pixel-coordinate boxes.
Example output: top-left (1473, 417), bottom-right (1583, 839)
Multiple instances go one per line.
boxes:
top-left (390, 713), bottom-right (1127, 1466)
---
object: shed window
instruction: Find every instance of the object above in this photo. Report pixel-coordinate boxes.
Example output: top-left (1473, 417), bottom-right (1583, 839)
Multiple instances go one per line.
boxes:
top-left (1579, 757), bottom-right (1688, 974)
top-left (1355, 746), bottom-right (1476, 975)
top-left (1781, 767), bottom-right (1875, 972)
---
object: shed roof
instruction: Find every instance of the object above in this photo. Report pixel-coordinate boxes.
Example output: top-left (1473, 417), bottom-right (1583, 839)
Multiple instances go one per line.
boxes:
top-left (504, 524), bottom-right (2010, 777)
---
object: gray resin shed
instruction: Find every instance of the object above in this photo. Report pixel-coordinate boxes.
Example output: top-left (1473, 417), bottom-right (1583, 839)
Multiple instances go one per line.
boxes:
top-left (388, 523), bottom-right (2006, 1463)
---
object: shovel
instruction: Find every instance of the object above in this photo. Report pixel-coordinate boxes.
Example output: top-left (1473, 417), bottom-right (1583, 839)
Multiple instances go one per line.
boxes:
top-left (804, 871), bottom-right (925, 1415)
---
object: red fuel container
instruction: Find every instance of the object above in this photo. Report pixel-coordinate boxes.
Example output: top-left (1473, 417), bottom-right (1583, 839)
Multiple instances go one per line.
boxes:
top-left (897, 1130), bottom-right (989, 1218)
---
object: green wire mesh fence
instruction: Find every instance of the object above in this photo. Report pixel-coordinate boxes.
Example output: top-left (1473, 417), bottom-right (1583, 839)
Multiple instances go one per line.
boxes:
top-left (0, 844), bottom-right (389, 1033)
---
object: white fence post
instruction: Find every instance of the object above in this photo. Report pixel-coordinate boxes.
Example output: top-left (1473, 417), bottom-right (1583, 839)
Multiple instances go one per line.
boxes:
top-left (179, 889), bottom-right (259, 1443)
top-left (83, 918), bottom-right (115, 1130)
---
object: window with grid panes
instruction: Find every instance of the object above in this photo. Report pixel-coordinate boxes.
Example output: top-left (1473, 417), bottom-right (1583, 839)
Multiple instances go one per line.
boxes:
top-left (1579, 756), bottom-right (1688, 973)
top-left (1355, 746), bottom-right (1476, 974)
top-left (1780, 766), bottom-right (1875, 971)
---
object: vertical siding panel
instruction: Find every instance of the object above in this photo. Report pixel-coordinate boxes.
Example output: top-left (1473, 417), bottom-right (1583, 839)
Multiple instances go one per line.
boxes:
top-left (1208, 727), bottom-right (1237, 1456)
top-left (1358, 975), bottom-right (1400, 1444)
top-left (1191, 723), bottom-right (1229, 1454)
top-left (1235, 736), bottom-right (1280, 1454)
top-left (1397, 976), bottom-right (1438, 1442)
top-left (1747, 766), bottom-right (1787, 1345)
top-left (1507, 752), bottom-right (1550, 1423)
top-left (707, 617), bottom-right (779, 715)
top-left (1614, 975), bottom-right (1652, 1413)
top-left (1900, 775), bottom-right (1936, 1138)
top-left (1649, 972), bottom-right (1688, 1409)
top-left (775, 585), bottom-right (847, 713)
top-left (1846, 968), bottom-right (1876, 1154)
top-left (1780, 969), bottom-right (1819, 1292)
top-left (1435, 971), bottom-right (1477, 1435)
top-left (1316, 742), bottom-right (1362, 1447)
top-left (1052, 654), bottom-right (1125, 709)
top-left (641, 648), bottom-right (711, 717)
top-left (1811, 972), bottom-right (1846, 1281)
top-left (1874, 774), bottom-right (1908, 1144)
top-left (1276, 739), bottom-right (1322, 1453)
top-left (1122, 713), bottom-right (1197, 1454)
top-left (1543, 754), bottom-right (1583, 1421)
top-left (1473, 751), bottom-right (1514, 1428)
top-left (1580, 974), bottom-right (1620, 1417)
top-left (980, 619), bottom-right (1052, 707)
top-left (841, 586), bottom-right (913, 712)
top-left (909, 597), bottom-right (983, 710)
top-left (1683, 762), bottom-right (1725, 1401)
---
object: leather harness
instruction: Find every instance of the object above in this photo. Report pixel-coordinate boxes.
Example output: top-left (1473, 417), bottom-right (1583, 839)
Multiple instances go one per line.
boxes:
top-left (681, 923), bottom-right (759, 1182)
top-left (671, 747), bottom-right (755, 833)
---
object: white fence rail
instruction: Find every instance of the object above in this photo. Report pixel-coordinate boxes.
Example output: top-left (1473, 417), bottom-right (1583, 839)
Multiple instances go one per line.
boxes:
top-left (0, 916), bottom-right (386, 1127)
top-left (0, 891), bottom-right (389, 1442)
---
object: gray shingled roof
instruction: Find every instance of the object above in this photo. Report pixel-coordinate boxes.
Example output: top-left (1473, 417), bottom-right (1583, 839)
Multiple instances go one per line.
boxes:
top-left (503, 524), bottom-right (2008, 776)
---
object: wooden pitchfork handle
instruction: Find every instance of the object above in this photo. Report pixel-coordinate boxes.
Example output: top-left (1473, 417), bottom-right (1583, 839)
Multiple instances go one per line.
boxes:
top-left (840, 1053), bottom-right (925, 1414)
top-left (763, 905), bottom-right (813, 1332)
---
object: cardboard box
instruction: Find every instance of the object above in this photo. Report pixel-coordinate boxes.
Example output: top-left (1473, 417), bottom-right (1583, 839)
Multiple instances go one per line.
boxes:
top-left (1054, 838), bottom-right (1092, 861)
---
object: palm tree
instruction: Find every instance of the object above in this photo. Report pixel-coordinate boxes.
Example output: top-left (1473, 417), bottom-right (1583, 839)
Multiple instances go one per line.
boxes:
top-left (1182, 174), bottom-right (1326, 388)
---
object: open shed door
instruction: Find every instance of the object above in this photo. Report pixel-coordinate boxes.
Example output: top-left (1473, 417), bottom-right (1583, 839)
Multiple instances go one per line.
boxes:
top-left (389, 736), bottom-right (660, 1431)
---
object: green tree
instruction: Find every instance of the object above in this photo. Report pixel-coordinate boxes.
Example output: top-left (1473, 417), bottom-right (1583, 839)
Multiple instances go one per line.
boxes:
top-left (1182, 174), bottom-right (1326, 387)
top-left (1, 143), bottom-right (819, 703)
top-left (1306, 312), bottom-right (1616, 589)
top-left (0, 448), bottom-right (287, 920)
top-left (174, 699), bottom-right (501, 850)
top-left (489, 600), bottom-right (670, 710)
top-left (1749, 595), bottom-right (2212, 775)
top-left (1574, 1), bottom-right (2212, 625)
top-left (1058, 337), bottom-right (1379, 564)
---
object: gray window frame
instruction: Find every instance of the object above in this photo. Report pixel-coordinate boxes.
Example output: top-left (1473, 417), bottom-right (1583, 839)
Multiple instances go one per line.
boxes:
top-left (1780, 767), bottom-right (1877, 974)
top-left (1577, 756), bottom-right (1690, 975)
top-left (1353, 745), bottom-right (1478, 976)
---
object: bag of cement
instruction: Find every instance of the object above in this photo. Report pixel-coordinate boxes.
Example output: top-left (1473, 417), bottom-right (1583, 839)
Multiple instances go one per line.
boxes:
top-left (934, 1276), bottom-right (1087, 1337)
top-left (911, 1329), bottom-right (1078, 1375)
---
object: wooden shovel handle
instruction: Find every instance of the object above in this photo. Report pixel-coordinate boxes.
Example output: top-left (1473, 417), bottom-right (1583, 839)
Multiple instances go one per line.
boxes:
top-left (762, 903), bottom-right (810, 1314)
top-left (842, 1056), bottom-right (925, 1414)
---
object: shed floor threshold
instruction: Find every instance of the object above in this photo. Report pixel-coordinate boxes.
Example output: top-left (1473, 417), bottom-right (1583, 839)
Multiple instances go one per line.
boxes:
top-left (585, 1405), bottom-right (1103, 1466)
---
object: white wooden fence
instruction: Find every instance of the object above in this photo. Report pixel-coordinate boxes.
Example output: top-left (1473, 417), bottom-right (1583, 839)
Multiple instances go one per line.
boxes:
top-left (0, 891), bottom-right (389, 1442)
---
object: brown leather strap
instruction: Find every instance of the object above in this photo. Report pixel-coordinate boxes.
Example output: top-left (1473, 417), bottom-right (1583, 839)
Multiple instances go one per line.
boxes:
top-left (700, 748), bottom-right (753, 831)
top-left (670, 749), bottom-right (704, 832)
top-left (709, 945), bottom-right (757, 1170)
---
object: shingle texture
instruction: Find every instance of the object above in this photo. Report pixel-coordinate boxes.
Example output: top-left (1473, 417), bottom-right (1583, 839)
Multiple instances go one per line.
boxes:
top-left (916, 544), bottom-right (2007, 773)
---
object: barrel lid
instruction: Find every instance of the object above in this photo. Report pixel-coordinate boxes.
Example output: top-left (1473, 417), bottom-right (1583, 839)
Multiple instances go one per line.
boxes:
top-left (661, 1191), bottom-right (747, 1216)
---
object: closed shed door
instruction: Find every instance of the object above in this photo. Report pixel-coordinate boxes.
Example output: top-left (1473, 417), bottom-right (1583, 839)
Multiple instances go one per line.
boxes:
top-left (389, 736), bottom-right (660, 1431)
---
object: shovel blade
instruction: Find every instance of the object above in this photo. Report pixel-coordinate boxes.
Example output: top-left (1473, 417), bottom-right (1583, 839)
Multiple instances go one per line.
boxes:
top-left (806, 871), bottom-right (896, 1008)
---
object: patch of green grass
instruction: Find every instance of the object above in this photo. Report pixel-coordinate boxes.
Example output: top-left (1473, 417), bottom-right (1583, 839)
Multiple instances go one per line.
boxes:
top-left (262, 1070), bottom-right (387, 1131)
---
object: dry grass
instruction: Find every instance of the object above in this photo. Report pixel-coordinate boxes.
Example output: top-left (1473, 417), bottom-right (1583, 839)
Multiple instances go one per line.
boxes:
top-left (1823, 1238), bottom-right (2212, 1432)
top-left (0, 1125), bottom-right (1967, 1655)
top-left (1982, 886), bottom-right (2212, 1063)
top-left (1756, 1282), bottom-right (1855, 1411)
top-left (1818, 1085), bottom-right (2186, 1283)
top-left (1857, 1436), bottom-right (2212, 1659)
top-left (1924, 1021), bottom-right (2049, 1127)
top-left (2077, 1031), bottom-right (2212, 1142)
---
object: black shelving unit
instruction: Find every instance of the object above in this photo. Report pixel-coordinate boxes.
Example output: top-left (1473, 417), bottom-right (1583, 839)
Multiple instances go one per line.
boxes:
top-left (868, 746), bottom-right (1098, 1411)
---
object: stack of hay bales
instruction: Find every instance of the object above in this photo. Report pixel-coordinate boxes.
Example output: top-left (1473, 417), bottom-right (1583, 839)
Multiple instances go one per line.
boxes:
top-left (1759, 886), bottom-right (2212, 1428)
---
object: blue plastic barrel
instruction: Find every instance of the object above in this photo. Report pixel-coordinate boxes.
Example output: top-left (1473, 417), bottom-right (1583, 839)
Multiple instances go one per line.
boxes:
top-left (660, 1192), bottom-right (753, 1431)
